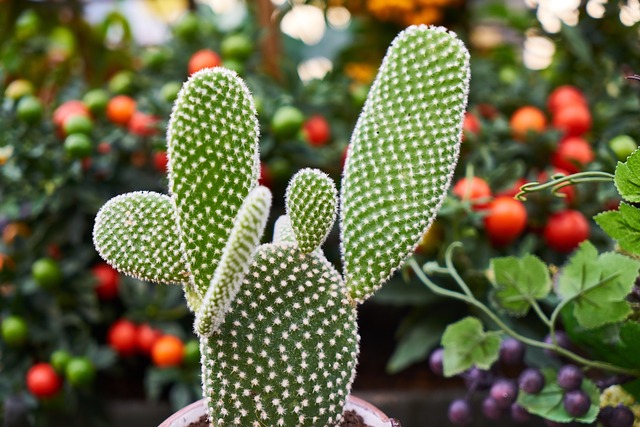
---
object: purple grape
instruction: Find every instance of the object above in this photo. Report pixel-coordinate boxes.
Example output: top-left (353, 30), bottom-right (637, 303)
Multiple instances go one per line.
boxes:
top-left (598, 406), bottom-right (615, 426)
top-left (481, 396), bottom-right (504, 420)
top-left (518, 368), bottom-right (545, 394)
top-left (510, 403), bottom-right (530, 423)
top-left (602, 404), bottom-right (635, 427)
top-left (563, 389), bottom-right (591, 417)
top-left (499, 337), bottom-right (525, 366)
top-left (429, 348), bottom-right (444, 376)
top-left (448, 399), bottom-right (473, 425)
top-left (557, 365), bottom-right (583, 391)
top-left (463, 367), bottom-right (493, 391)
top-left (544, 331), bottom-right (571, 358)
top-left (490, 379), bottom-right (518, 409)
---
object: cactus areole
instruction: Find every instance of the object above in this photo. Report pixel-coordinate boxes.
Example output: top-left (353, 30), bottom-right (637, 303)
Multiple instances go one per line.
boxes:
top-left (93, 25), bottom-right (469, 426)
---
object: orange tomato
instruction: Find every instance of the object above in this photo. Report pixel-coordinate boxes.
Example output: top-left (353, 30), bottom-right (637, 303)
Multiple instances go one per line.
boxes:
top-left (484, 197), bottom-right (528, 247)
top-left (106, 95), bottom-right (136, 126)
top-left (151, 335), bottom-right (185, 367)
top-left (188, 49), bottom-right (221, 75)
top-left (510, 106), bottom-right (546, 140)
top-left (452, 176), bottom-right (492, 210)
top-left (2, 222), bottom-right (31, 245)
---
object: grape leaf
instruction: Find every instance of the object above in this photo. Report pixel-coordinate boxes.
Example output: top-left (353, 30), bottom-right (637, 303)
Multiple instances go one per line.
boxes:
top-left (557, 241), bottom-right (640, 329)
top-left (518, 369), bottom-right (599, 423)
top-left (441, 317), bottom-right (501, 377)
top-left (490, 254), bottom-right (551, 316)
top-left (594, 203), bottom-right (640, 255)
top-left (614, 149), bottom-right (640, 203)
top-left (386, 317), bottom-right (445, 374)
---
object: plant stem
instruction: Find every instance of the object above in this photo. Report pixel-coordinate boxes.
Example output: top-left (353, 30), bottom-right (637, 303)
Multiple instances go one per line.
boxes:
top-left (409, 258), bottom-right (640, 377)
top-left (445, 242), bottom-right (474, 298)
top-left (516, 171), bottom-right (615, 201)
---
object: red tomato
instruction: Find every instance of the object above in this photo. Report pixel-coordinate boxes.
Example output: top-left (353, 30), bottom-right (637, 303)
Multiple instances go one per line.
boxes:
top-left (303, 115), bottom-right (331, 147)
top-left (552, 104), bottom-right (591, 137)
top-left (151, 335), bottom-right (185, 367)
top-left (537, 168), bottom-right (575, 204)
top-left (452, 176), bottom-right (492, 210)
top-left (107, 320), bottom-right (138, 356)
top-left (128, 111), bottom-right (160, 137)
top-left (547, 86), bottom-right (587, 114)
top-left (258, 162), bottom-right (272, 189)
top-left (462, 112), bottom-right (481, 141)
top-left (484, 197), bottom-right (528, 246)
top-left (53, 100), bottom-right (90, 128)
top-left (91, 263), bottom-right (120, 300)
top-left (137, 324), bottom-right (162, 355)
top-left (341, 145), bottom-right (350, 169)
top-left (153, 151), bottom-right (169, 173)
top-left (188, 49), bottom-right (221, 75)
top-left (26, 363), bottom-right (62, 398)
top-left (97, 142), bottom-right (111, 155)
top-left (496, 178), bottom-right (527, 199)
top-left (510, 106), bottom-right (546, 140)
top-left (543, 210), bottom-right (590, 253)
top-left (551, 137), bottom-right (594, 174)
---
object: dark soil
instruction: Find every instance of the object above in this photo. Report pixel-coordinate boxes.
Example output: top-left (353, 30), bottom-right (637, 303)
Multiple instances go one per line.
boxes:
top-left (187, 410), bottom-right (371, 427)
top-left (187, 414), bottom-right (210, 427)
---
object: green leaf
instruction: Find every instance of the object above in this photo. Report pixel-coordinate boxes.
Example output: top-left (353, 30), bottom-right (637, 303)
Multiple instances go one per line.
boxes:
top-left (622, 378), bottom-right (640, 402)
top-left (490, 254), bottom-right (551, 317)
top-left (557, 242), bottom-right (640, 329)
top-left (441, 317), bottom-right (501, 377)
top-left (595, 203), bottom-right (640, 255)
top-left (614, 149), bottom-right (640, 203)
top-left (518, 369), bottom-right (599, 423)
top-left (386, 317), bottom-right (446, 374)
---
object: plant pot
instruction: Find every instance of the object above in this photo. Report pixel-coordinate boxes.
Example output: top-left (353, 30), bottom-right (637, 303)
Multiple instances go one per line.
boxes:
top-left (158, 395), bottom-right (401, 427)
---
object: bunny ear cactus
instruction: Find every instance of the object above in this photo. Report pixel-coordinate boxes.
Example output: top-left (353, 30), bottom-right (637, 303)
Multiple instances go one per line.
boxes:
top-left (93, 24), bottom-right (469, 427)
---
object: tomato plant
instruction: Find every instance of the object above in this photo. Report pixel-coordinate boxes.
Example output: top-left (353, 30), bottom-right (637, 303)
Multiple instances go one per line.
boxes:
top-left (271, 105), bottom-right (305, 138)
top-left (547, 85), bottom-right (586, 114)
top-left (26, 363), bottom-right (62, 398)
top-left (153, 151), bottom-right (169, 173)
top-left (53, 100), bottom-right (90, 128)
top-left (65, 357), bottom-right (96, 387)
top-left (136, 324), bottom-right (162, 355)
top-left (551, 137), bottom-right (594, 174)
top-left (91, 263), bottom-right (120, 301)
top-left (303, 115), bottom-right (331, 147)
top-left (509, 106), bottom-right (546, 140)
top-left (16, 96), bottom-right (43, 124)
top-left (31, 258), bottom-right (63, 290)
top-left (452, 176), bottom-right (491, 210)
top-left (151, 335), bottom-right (185, 368)
top-left (106, 95), bottom-right (136, 126)
top-left (1, 315), bottom-right (28, 347)
top-left (552, 104), bottom-right (591, 137)
top-left (543, 210), bottom-right (590, 253)
top-left (483, 196), bottom-right (528, 246)
top-left (107, 319), bottom-right (138, 357)
top-left (128, 111), bottom-right (160, 137)
top-left (188, 49), bottom-right (221, 75)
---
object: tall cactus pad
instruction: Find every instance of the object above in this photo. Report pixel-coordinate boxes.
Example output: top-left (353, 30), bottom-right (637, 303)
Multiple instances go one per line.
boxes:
top-left (340, 25), bottom-right (470, 302)
top-left (92, 192), bottom-right (188, 284)
top-left (285, 168), bottom-right (338, 254)
top-left (167, 67), bottom-right (260, 298)
top-left (201, 244), bottom-right (359, 426)
top-left (195, 186), bottom-right (272, 337)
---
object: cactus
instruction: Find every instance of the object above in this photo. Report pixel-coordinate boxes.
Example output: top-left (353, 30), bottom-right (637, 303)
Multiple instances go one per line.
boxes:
top-left (93, 25), bottom-right (469, 426)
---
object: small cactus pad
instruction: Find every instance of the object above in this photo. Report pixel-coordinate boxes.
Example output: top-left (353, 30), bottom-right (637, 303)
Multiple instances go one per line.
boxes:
top-left (195, 186), bottom-right (272, 337)
top-left (201, 243), bottom-right (359, 426)
top-left (340, 25), bottom-right (469, 302)
top-left (285, 168), bottom-right (338, 254)
top-left (273, 215), bottom-right (297, 245)
top-left (92, 191), bottom-right (188, 284)
top-left (167, 67), bottom-right (260, 299)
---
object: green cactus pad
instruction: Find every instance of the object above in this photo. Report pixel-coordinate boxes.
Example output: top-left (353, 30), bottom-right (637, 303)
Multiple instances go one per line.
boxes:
top-left (195, 186), bottom-right (272, 337)
top-left (273, 215), bottom-right (297, 245)
top-left (201, 243), bottom-right (359, 426)
top-left (285, 168), bottom-right (338, 254)
top-left (340, 25), bottom-right (469, 303)
top-left (167, 67), bottom-right (260, 299)
top-left (92, 191), bottom-right (188, 284)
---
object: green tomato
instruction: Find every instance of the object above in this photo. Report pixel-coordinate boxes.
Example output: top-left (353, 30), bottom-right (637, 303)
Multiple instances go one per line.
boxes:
top-left (183, 339), bottom-right (200, 366)
top-left (222, 59), bottom-right (244, 75)
top-left (608, 135), bottom-right (638, 161)
top-left (63, 115), bottom-right (93, 135)
top-left (1, 315), bottom-right (28, 347)
top-left (64, 134), bottom-right (93, 159)
top-left (83, 89), bottom-right (109, 115)
top-left (108, 71), bottom-right (135, 95)
top-left (15, 10), bottom-right (41, 41)
top-left (16, 96), bottom-right (43, 124)
top-left (65, 357), bottom-right (95, 387)
top-left (221, 34), bottom-right (253, 60)
top-left (271, 106), bottom-right (305, 138)
top-left (5, 79), bottom-right (35, 100)
top-left (32, 258), bottom-right (63, 290)
top-left (350, 84), bottom-right (369, 108)
top-left (173, 13), bottom-right (199, 41)
top-left (160, 81), bottom-right (182, 103)
top-left (142, 47), bottom-right (171, 70)
top-left (50, 350), bottom-right (72, 373)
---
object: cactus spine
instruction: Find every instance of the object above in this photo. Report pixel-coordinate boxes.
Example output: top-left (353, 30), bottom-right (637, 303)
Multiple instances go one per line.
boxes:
top-left (93, 25), bottom-right (469, 426)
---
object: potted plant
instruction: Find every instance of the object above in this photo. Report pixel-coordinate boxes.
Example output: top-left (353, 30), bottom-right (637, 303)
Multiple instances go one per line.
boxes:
top-left (92, 24), bottom-right (470, 426)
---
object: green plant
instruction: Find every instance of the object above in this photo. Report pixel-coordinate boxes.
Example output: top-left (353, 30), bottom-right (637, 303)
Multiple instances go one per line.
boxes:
top-left (92, 25), bottom-right (470, 425)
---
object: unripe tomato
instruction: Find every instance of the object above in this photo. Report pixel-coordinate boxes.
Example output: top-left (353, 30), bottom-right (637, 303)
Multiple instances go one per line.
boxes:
top-left (106, 95), bottom-right (136, 126)
top-left (188, 49), bottom-right (221, 76)
top-left (128, 111), bottom-right (159, 136)
top-left (452, 176), bottom-right (492, 210)
top-left (183, 339), bottom-right (200, 366)
top-left (53, 100), bottom-right (90, 128)
top-left (26, 363), bottom-right (62, 398)
top-left (551, 137), bottom-right (594, 174)
top-left (62, 114), bottom-right (93, 136)
top-left (552, 104), bottom-right (591, 137)
top-left (107, 319), bottom-right (138, 357)
top-left (153, 151), bottom-right (169, 173)
top-left (65, 357), bottom-right (95, 387)
top-left (64, 134), bottom-right (93, 159)
top-left (50, 349), bottom-right (71, 373)
top-left (82, 89), bottom-right (109, 115)
top-left (484, 197), bottom-right (528, 246)
top-left (152, 335), bottom-right (185, 367)
top-left (173, 12), bottom-right (199, 41)
top-left (91, 263), bottom-right (119, 300)
top-left (1, 315), bottom-right (28, 347)
top-left (543, 210), bottom-right (589, 253)
top-left (4, 79), bottom-right (35, 100)
top-left (108, 71), bottom-right (135, 95)
top-left (547, 85), bottom-right (587, 114)
top-left (271, 106), bottom-right (305, 138)
top-left (16, 96), bottom-right (43, 124)
top-left (608, 135), bottom-right (638, 161)
top-left (462, 112), bottom-right (481, 141)
top-left (303, 115), bottom-right (331, 147)
top-left (221, 34), bottom-right (253, 60)
top-left (510, 106), bottom-right (546, 140)
top-left (32, 257), bottom-right (63, 289)
top-left (223, 58), bottom-right (245, 75)
top-left (160, 81), bottom-right (181, 103)
top-left (137, 324), bottom-right (162, 355)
